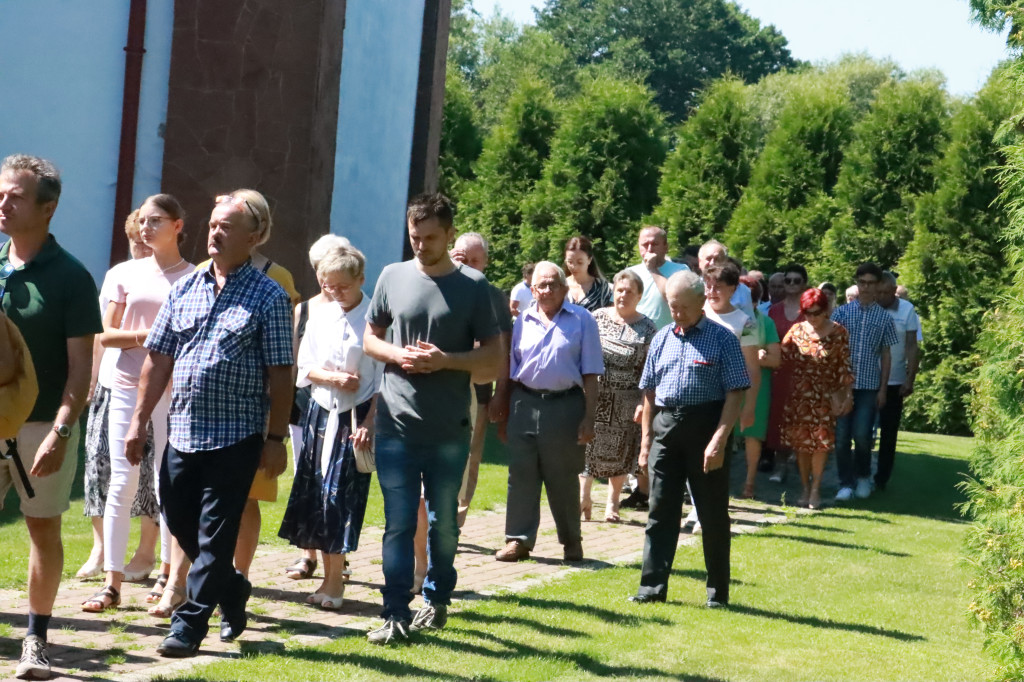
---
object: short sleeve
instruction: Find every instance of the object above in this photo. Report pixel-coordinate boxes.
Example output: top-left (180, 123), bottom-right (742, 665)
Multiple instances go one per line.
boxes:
top-left (489, 285), bottom-right (513, 333)
top-left (720, 331), bottom-right (751, 392)
top-left (580, 310), bottom-right (605, 375)
top-left (638, 331), bottom-right (663, 391)
top-left (739, 313), bottom-right (759, 347)
top-left (366, 267), bottom-right (393, 329)
top-left (881, 315), bottom-right (899, 347)
top-left (260, 289), bottom-right (295, 366)
top-left (597, 279), bottom-right (613, 308)
top-left (64, 265), bottom-right (103, 339)
top-left (764, 315), bottom-right (780, 345)
top-left (906, 305), bottom-right (921, 333)
top-left (471, 278), bottom-right (500, 343)
top-left (267, 263), bottom-right (301, 305)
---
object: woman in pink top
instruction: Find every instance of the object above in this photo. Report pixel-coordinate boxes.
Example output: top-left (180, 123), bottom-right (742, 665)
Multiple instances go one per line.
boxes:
top-left (82, 194), bottom-right (193, 613)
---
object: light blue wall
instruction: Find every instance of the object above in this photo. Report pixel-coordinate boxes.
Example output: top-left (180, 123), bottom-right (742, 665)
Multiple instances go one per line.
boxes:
top-left (0, 1), bottom-right (173, 282)
top-left (331, 0), bottom-right (425, 288)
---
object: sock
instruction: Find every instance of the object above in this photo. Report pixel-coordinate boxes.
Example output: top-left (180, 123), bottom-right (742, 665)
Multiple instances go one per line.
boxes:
top-left (27, 612), bottom-right (50, 642)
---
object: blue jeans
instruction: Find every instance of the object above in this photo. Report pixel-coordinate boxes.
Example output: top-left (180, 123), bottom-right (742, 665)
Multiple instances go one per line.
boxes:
top-left (375, 434), bottom-right (469, 621)
top-left (834, 389), bottom-right (877, 488)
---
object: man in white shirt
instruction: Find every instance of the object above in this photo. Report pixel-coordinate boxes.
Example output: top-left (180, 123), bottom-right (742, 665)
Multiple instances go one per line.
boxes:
top-left (509, 263), bottom-right (535, 317)
top-left (875, 272), bottom-right (920, 491)
top-left (628, 226), bottom-right (689, 330)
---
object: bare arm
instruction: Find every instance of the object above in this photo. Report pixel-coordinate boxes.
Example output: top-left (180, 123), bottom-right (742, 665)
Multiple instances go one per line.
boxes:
top-left (901, 331), bottom-right (919, 397)
top-left (638, 390), bottom-right (656, 470)
top-left (403, 334), bottom-right (502, 376)
top-left (31, 334), bottom-right (94, 476)
top-left (363, 322), bottom-right (408, 367)
top-left (739, 345), bottom-right (760, 430)
top-left (307, 366), bottom-right (361, 392)
top-left (472, 330), bottom-right (509, 384)
top-left (704, 389), bottom-right (744, 473)
top-left (125, 351), bottom-right (174, 465)
top-left (259, 364), bottom-right (293, 478)
top-left (758, 342), bottom-right (781, 369)
top-left (99, 300), bottom-right (148, 349)
top-left (577, 373), bottom-right (600, 444)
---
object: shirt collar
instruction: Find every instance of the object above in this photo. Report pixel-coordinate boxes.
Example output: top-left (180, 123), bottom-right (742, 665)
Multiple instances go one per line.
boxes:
top-left (201, 257), bottom-right (254, 283)
top-left (0, 233), bottom-right (60, 268)
top-left (523, 299), bottom-right (569, 324)
top-left (673, 314), bottom-right (707, 337)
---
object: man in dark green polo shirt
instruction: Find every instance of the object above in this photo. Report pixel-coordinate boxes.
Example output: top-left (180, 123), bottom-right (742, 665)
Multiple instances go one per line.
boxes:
top-left (0, 154), bottom-right (102, 680)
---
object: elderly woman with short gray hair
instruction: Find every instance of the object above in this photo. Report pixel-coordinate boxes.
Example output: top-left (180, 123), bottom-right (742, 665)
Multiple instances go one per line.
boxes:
top-left (579, 269), bottom-right (658, 523)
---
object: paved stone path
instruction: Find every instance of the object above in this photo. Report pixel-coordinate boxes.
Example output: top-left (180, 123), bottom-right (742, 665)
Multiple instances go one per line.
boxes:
top-left (0, 468), bottom-right (810, 681)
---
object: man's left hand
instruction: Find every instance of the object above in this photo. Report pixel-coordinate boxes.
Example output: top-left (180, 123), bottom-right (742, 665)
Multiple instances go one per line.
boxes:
top-left (703, 437), bottom-right (725, 473)
top-left (259, 439), bottom-right (288, 478)
top-left (577, 416), bottom-right (596, 445)
top-left (401, 341), bottom-right (448, 374)
top-left (31, 431), bottom-right (67, 477)
top-left (900, 379), bottom-right (915, 398)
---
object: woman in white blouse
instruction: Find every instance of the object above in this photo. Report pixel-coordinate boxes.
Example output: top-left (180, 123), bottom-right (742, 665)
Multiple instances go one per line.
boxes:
top-left (278, 244), bottom-right (381, 609)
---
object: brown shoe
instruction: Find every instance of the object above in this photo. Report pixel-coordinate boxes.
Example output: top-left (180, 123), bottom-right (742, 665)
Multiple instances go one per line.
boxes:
top-left (495, 540), bottom-right (530, 562)
top-left (563, 541), bottom-right (583, 562)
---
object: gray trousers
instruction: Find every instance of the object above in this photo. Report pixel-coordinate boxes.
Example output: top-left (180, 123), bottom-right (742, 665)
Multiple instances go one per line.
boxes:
top-left (504, 385), bottom-right (585, 550)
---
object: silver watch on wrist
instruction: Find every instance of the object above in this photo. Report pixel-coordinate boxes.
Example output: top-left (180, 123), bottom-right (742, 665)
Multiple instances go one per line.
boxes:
top-left (53, 423), bottom-right (71, 439)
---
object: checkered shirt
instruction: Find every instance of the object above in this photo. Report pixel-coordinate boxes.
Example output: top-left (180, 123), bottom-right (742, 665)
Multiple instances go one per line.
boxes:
top-left (831, 300), bottom-right (899, 390)
top-left (146, 261), bottom-right (294, 452)
top-left (639, 316), bottom-right (750, 407)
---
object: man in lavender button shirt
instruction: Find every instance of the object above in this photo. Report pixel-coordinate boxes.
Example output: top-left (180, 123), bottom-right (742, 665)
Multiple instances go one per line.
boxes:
top-left (492, 261), bottom-right (604, 563)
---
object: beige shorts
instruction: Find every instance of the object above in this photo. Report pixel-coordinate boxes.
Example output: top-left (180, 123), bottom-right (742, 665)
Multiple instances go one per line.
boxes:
top-left (0, 421), bottom-right (79, 518)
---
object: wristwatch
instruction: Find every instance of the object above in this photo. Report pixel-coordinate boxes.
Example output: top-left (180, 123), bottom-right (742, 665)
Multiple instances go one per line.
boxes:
top-left (53, 423), bottom-right (71, 439)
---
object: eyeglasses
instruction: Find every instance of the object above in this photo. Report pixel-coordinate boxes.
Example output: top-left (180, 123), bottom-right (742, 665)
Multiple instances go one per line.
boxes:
top-left (857, 278), bottom-right (878, 287)
top-left (215, 194), bottom-right (260, 226)
top-left (804, 308), bottom-right (826, 317)
top-left (138, 215), bottom-right (169, 227)
top-left (784, 277), bottom-right (804, 285)
top-left (0, 262), bottom-right (15, 302)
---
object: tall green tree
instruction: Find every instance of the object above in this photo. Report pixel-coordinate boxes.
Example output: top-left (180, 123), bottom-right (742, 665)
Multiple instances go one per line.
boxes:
top-left (458, 78), bottom-right (560, 289)
top-left (821, 75), bottom-right (950, 278)
top-left (438, 66), bottom-right (484, 203)
top-left (535, 0), bottom-right (797, 121)
top-left (521, 76), bottom-right (668, 275)
top-left (723, 80), bottom-right (854, 274)
top-left (652, 78), bottom-right (760, 254)
top-left (898, 70), bottom-right (1014, 435)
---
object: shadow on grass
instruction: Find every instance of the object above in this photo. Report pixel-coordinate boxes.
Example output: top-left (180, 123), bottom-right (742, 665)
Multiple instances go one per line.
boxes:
top-left (721, 603), bottom-right (925, 642)
top-left (857, 451), bottom-right (970, 523)
top-left (456, 610), bottom-right (585, 638)
top-left (745, 533), bottom-right (910, 557)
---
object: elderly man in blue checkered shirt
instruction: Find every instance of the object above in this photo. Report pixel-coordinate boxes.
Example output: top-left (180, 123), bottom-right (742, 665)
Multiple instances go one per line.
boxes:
top-left (629, 270), bottom-right (749, 608)
top-left (125, 190), bottom-right (294, 658)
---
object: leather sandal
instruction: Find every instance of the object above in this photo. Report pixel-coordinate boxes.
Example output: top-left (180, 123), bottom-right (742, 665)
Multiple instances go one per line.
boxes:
top-left (285, 557), bottom-right (317, 580)
top-left (146, 573), bottom-right (170, 603)
top-left (82, 585), bottom-right (120, 613)
top-left (148, 585), bottom-right (186, 618)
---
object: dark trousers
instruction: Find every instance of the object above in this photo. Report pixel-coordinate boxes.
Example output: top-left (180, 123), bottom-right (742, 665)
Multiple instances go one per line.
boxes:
top-left (160, 433), bottom-right (262, 642)
top-left (504, 386), bottom-right (585, 550)
top-left (876, 385), bottom-right (904, 489)
top-left (638, 402), bottom-right (730, 603)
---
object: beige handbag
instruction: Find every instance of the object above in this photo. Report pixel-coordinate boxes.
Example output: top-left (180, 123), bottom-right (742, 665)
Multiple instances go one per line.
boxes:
top-left (351, 409), bottom-right (375, 474)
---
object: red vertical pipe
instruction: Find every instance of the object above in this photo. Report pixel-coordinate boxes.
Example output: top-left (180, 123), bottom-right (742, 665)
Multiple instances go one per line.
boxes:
top-left (110, 0), bottom-right (148, 267)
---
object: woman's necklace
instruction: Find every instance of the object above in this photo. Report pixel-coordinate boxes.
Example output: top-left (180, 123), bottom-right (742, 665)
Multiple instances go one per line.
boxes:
top-left (157, 257), bottom-right (186, 274)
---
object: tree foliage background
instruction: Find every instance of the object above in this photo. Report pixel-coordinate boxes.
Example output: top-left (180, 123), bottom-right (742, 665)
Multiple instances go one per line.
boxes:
top-left (438, 0), bottom-right (1013, 438)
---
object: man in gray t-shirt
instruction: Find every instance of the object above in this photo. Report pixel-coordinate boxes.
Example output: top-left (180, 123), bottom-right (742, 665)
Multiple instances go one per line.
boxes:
top-left (364, 194), bottom-right (500, 644)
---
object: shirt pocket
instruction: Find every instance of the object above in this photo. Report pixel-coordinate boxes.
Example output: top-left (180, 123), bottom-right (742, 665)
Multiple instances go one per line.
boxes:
top-left (170, 313), bottom-right (200, 346)
top-left (217, 308), bottom-right (255, 361)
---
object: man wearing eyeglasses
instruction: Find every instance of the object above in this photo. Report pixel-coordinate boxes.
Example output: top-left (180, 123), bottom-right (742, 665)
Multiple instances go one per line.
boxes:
top-left (0, 154), bottom-right (103, 680)
top-left (125, 189), bottom-right (294, 658)
top-left (830, 262), bottom-right (898, 502)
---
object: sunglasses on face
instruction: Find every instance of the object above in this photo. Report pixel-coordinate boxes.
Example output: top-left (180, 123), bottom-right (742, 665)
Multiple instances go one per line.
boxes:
top-left (784, 277), bottom-right (803, 285)
top-left (804, 308), bottom-right (826, 317)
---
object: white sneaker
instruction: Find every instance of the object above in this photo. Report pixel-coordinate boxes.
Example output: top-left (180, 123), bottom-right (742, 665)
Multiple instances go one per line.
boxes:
top-left (855, 478), bottom-right (874, 499)
top-left (16, 635), bottom-right (49, 680)
top-left (682, 508), bottom-right (699, 532)
top-left (835, 487), bottom-right (854, 502)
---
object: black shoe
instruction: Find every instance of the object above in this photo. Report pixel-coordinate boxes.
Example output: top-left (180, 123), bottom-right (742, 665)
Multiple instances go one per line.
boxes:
top-left (220, 577), bottom-right (251, 643)
top-left (628, 593), bottom-right (666, 604)
top-left (620, 490), bottom-right (649, 510)
top-left (706, 599), bottom-right (728, 609)
top-left (157, 633), bottom-right (200, 658)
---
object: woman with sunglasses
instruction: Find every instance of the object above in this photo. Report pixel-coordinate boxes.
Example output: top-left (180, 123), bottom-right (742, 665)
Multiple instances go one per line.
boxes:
top-left (765, 264), bottom-right (809, 479)
top-left (779, 288), bottom-right (854, 509)
top-left (82, 194), bottom-right (193, 613)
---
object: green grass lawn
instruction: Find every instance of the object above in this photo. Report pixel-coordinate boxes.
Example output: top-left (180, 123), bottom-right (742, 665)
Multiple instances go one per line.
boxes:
top-left (132, 430), bottom-right (989, 682)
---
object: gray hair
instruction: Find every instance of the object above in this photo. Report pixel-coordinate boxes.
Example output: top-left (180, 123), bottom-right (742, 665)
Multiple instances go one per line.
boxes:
top-left (638, 225), bottom-right (667, 242)
top-left (613, 269), bottom-right (644, 296)
top-left (666, 270), bottom-right (705, 298)
top-left (317, 244), bottom-right (365, 281)
top-left (881, 270), bottom-right (898, 287)
top-left (221, 188), bottom-right (273, 246)
top-left (532, 260), bottom-right (567, 286)
top-left (699, 239), bottom-right (727, 258)
top-left (455, 231), bottom-right (489, 254)
top-left (1, 154), bottom-right (61, 204)
top-left (308, 233), bottom-right (350, 269)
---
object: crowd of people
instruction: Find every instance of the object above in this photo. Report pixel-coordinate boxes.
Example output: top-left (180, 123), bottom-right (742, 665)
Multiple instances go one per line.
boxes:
top-left (0, 153), bottom-right (919, 678)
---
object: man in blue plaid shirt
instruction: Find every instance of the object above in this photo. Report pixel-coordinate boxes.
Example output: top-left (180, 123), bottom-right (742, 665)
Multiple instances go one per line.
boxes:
top-left (830, 262), bottom-right (898, 502)
top-left (125, 190), bottom-right (294, 658)
top-left (630, 270), bottom-right (749, 608)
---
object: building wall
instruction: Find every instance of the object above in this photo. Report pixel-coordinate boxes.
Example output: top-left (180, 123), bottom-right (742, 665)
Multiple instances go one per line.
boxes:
top-left (331, 0), bottom-right (426, 288)
top-left (0, 0), bottom-right (172, 282)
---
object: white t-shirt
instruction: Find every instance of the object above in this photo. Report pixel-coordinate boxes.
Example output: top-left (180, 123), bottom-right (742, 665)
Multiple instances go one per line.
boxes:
top-left (510, 280), bottom-right (533, 314)
top-left (884, 298), bottom-right (921, 386)
top-left (629, 260), bottom-right (689, 331)
top-left (704, 305), bottom-right (759, 347)
top-left (95, 262), bottom-right (131, 389)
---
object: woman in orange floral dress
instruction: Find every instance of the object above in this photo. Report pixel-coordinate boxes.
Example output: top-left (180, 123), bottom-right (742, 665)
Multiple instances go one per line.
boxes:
top-left (780, 288), bottom-right (854, 509)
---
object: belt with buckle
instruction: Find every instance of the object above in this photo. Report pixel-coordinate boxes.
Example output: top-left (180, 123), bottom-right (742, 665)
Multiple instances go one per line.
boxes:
top-left (515, 383), bottom-right (581, 399)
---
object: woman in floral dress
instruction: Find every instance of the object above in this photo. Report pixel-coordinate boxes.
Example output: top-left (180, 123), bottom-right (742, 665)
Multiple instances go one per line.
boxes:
top-left (780, 288), bottom-right (854, 509)
top-left (579, 270), bottom-right (658, 522)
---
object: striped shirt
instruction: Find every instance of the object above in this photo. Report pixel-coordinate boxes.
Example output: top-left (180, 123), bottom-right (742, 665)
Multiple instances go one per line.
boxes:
top-left (831, 300), bottom-right (898, 390)
top-left (146, 260), bottom-right (294, 452)
top-left (639, 316), bottom-right (750, 407)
